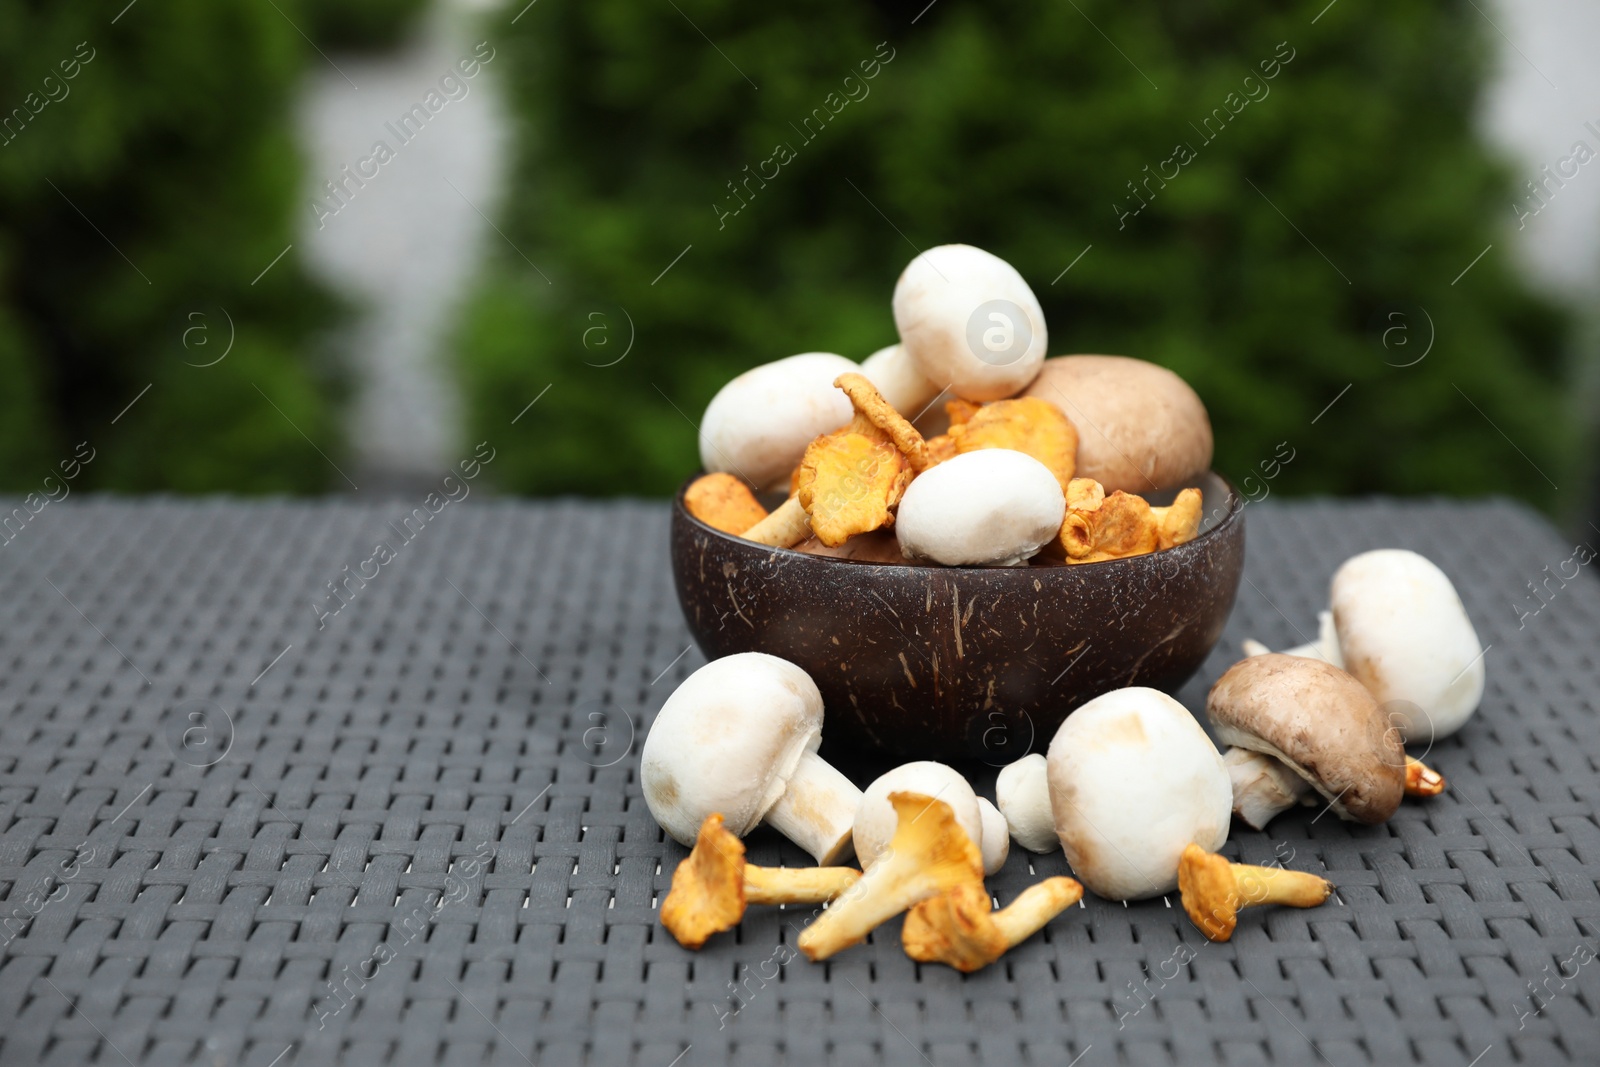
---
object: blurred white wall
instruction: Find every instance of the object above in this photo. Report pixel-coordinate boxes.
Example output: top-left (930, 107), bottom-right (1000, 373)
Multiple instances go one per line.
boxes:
top-left (298, 0), bottom-right (507, 490)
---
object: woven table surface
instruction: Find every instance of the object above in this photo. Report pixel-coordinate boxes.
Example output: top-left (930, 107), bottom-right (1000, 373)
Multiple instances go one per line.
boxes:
top-left (0, 497), bottom-right (1596, 1067)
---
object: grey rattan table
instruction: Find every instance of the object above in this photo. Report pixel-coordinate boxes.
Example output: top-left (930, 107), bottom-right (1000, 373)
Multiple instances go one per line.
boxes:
top-left (0, 497), bottom-right (1596, 1066)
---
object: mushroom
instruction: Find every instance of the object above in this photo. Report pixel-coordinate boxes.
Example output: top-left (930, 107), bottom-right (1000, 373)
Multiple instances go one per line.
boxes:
top-left (797, 792), bottom-right (984, 961)
top-left (1207, 654), bottom-right (1407, 830)
top-left (892, 244), bottom-right (1047, 401)
top-left (895, 449), bottom-right (1066, 567)
top-left (1177, 844), bottom-right (1332, 942)
top-left (699, 352), bottom-right (859, 491)
top-left (660, 813), bottom-right (862, 949)
top-left (1059, 478), bottom-right (1202, 563)
top-left (976, 798), bottom-right (1010, 875)
top-left (1240, 549), bottom-right (1485, 743)
top-left (795, 373), bottom-right (931, 547)
top-left (860, 343), bottom-right (941, 418)
top-left (1021, 355), bottom-right (1213, 494)
top-left (902, 876), bottom-right (1083, 972)
top-left (683, 472), bottom-right (769, 535)
top-left (853, 762), bottom-right (1006, 876)
top-left (640, 652), bottom-right (863, 865)
top-left (927, 396), bottom-right (1078, 488)
top-left (996, 753), bottom-right (1059, 854)
top-left (1045, 687), bottom-right (1231, 900)
top-left (744, 373), bottom-right (930, 549)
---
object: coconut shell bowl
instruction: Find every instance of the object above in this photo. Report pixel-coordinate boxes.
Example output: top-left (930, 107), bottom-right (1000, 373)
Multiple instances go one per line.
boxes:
top-left (670, 472), bottom-right (1245, 762)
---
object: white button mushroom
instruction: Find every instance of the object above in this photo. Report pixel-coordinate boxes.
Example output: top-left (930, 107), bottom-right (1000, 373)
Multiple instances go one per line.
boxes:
top-left (892, 244), bottom-right (1047, 401)
top-left (859, 343), bottom-right (941, 418)
top-left (1045, 687), bottom-right (1231, 900)
top-left (976, 798), bottom-right (1010, 876)
top-left (640, 652), bottom-right (863, 865)
top-left (1242, 549), bottom-right (1484, 742)
top-left (853, 762), bottom-right (1007, 876)
top-left (895, 450), bottom-right (1066, 567)
top-left (698, 352), bottom-right (858, 490)
top-left (995, 753), bottom-right (1059, 854)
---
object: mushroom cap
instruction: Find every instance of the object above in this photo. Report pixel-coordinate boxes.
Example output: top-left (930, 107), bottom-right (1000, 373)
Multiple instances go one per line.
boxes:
top-left (892, 244), bottom-right (1047, 401)
top-left (698, 352), bottom-right (858, 490)
top-left (1207, 654), bottom-right (1406, 824)
top-left (1045, 687), bottom-right (1230, 900)
top-left (1021, 355), bottom-right (1212, 494)
top-left (996, 753), bottom-right (1060, 853)
top-left (640, 652), bottom-right (825, 847)
top-left (853, 762), bottom-right (982, 870)
top-left (1331, 549), bottom-right (1485, 742)
top-left (895, 450), bottom-right (1066, 567)
top-left (860, 343), bottom-right (941, 418)
top-left (976, 797), bottom-right (1010, 875)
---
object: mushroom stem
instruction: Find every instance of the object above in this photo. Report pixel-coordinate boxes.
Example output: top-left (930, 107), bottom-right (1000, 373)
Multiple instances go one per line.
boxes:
top-left (988, 876), bottom-right (1084, 946)
top-left (1404, 756), bottom-right (1446, 797)
top-left (1222, 747), bottom-right (1314, 830)
top-left (798, 792), bottom-right (984, 961)
top-left (1178, 843), bottom-right (1333, 942)
top-left (1242, 611), bottom-right (1343, 666)
top-left (763, 749), bottom-right (862, 865)
top-left (744, 864), bottom-right (860, 905)
top-left (741, 496), bottom-right (810, 548)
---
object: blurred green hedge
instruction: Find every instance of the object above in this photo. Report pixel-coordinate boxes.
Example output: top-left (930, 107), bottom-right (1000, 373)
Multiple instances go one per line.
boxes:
top-left (461, 0), bottom-right (1575, 511)
top-left (0, 0), bottom-right (425, 495)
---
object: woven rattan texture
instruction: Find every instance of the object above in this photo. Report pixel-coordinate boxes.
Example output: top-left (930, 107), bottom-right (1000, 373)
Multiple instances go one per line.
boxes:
top-left (0, 498), bottom-right (1596, 1067)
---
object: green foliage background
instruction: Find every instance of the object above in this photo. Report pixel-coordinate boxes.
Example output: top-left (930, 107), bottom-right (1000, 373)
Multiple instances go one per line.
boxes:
top-left (0, 0), bottom-right (425, 494)
top-left (459, 0), bottom-right (1577, 511)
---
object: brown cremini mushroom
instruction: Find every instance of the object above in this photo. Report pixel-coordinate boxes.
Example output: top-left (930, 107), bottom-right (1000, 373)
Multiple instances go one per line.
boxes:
top-left (902, 877), bottom-right (1083, 972)
top-left (1059, 478), bottom-right (1202, 563)
top-left (797, 792), bottom-right (983, 961)
top-left (684, 472), bottom-right (770, 535)
top-left (661, 814), bottom-right (862, 949)
top-left (1178, 843), bottom-right (1332, 942)
top-left (1207, 654), bottom-right (1407, 829)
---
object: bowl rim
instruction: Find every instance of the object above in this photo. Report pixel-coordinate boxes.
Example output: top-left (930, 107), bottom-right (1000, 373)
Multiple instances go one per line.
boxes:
top-left (672, 469), bottom-right (1243, 570)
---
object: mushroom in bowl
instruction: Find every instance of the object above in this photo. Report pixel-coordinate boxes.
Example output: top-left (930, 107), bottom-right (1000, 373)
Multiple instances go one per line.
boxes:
top-left (669, 471), bottom-right (1244, 760)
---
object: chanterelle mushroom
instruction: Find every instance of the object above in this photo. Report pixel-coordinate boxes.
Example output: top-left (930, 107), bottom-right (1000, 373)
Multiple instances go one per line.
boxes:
top-left (1207, 654), bottom-right (1407, 830)
top-left (797, 792), bottom-right (984, 961)
top-left (699, 352), bottom-right (858, 491)
top-left (895, 449), bottom-right (1066, 567)
top-left (1241, 549), bottom-right (1485, 744)
top-left (1059, 478), bottom-right (1202, 563)
top-left (660, 813), bottom-right (861, 949)
top-left (1046, 687), bottom-right (1231, 900)
top-left (929, 396), bottom-right (1078, 488)
top-left (1178, 843), bottom-right (1332, 942)
top-left (795, 373), bottom-right (931, 547)
top-left (893, 244), bottom-right (1047, 401)
top-left (640, 653), bottom-right (862, 865)
top-left (995, 753), bottom-right (1059, 854)
top-left (902, 877), bottom-right (1083, 973)
top-left (683, 472), bottom-right (768, 535)
top-left (854, 762), bottom-right (1007, 876)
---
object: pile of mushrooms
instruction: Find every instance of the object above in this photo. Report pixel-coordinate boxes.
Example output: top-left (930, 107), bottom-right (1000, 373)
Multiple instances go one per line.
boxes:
top-left (685, 243), bottom-right (1216, 569)
top-left (644, 655), bottom-right (1080, 972)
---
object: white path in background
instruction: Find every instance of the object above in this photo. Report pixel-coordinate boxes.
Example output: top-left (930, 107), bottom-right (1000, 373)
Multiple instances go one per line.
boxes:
top-left (298, 0), bottom-right (507, 487)
top-left (1481, 0), bottom-right (1600, 296)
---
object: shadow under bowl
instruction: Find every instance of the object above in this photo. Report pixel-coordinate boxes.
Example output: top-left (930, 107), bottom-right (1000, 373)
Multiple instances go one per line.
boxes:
top-left (669, 472), bottom-right (1245, 762)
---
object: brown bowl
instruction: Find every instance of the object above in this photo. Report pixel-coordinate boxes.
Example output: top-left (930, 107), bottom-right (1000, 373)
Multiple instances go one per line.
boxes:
top-left (669, 472), bottom-right (1245, 762)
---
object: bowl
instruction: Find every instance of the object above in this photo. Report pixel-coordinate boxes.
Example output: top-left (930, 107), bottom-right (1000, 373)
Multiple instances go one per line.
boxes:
top-left (669, 472), bottom-right (1245, 762)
